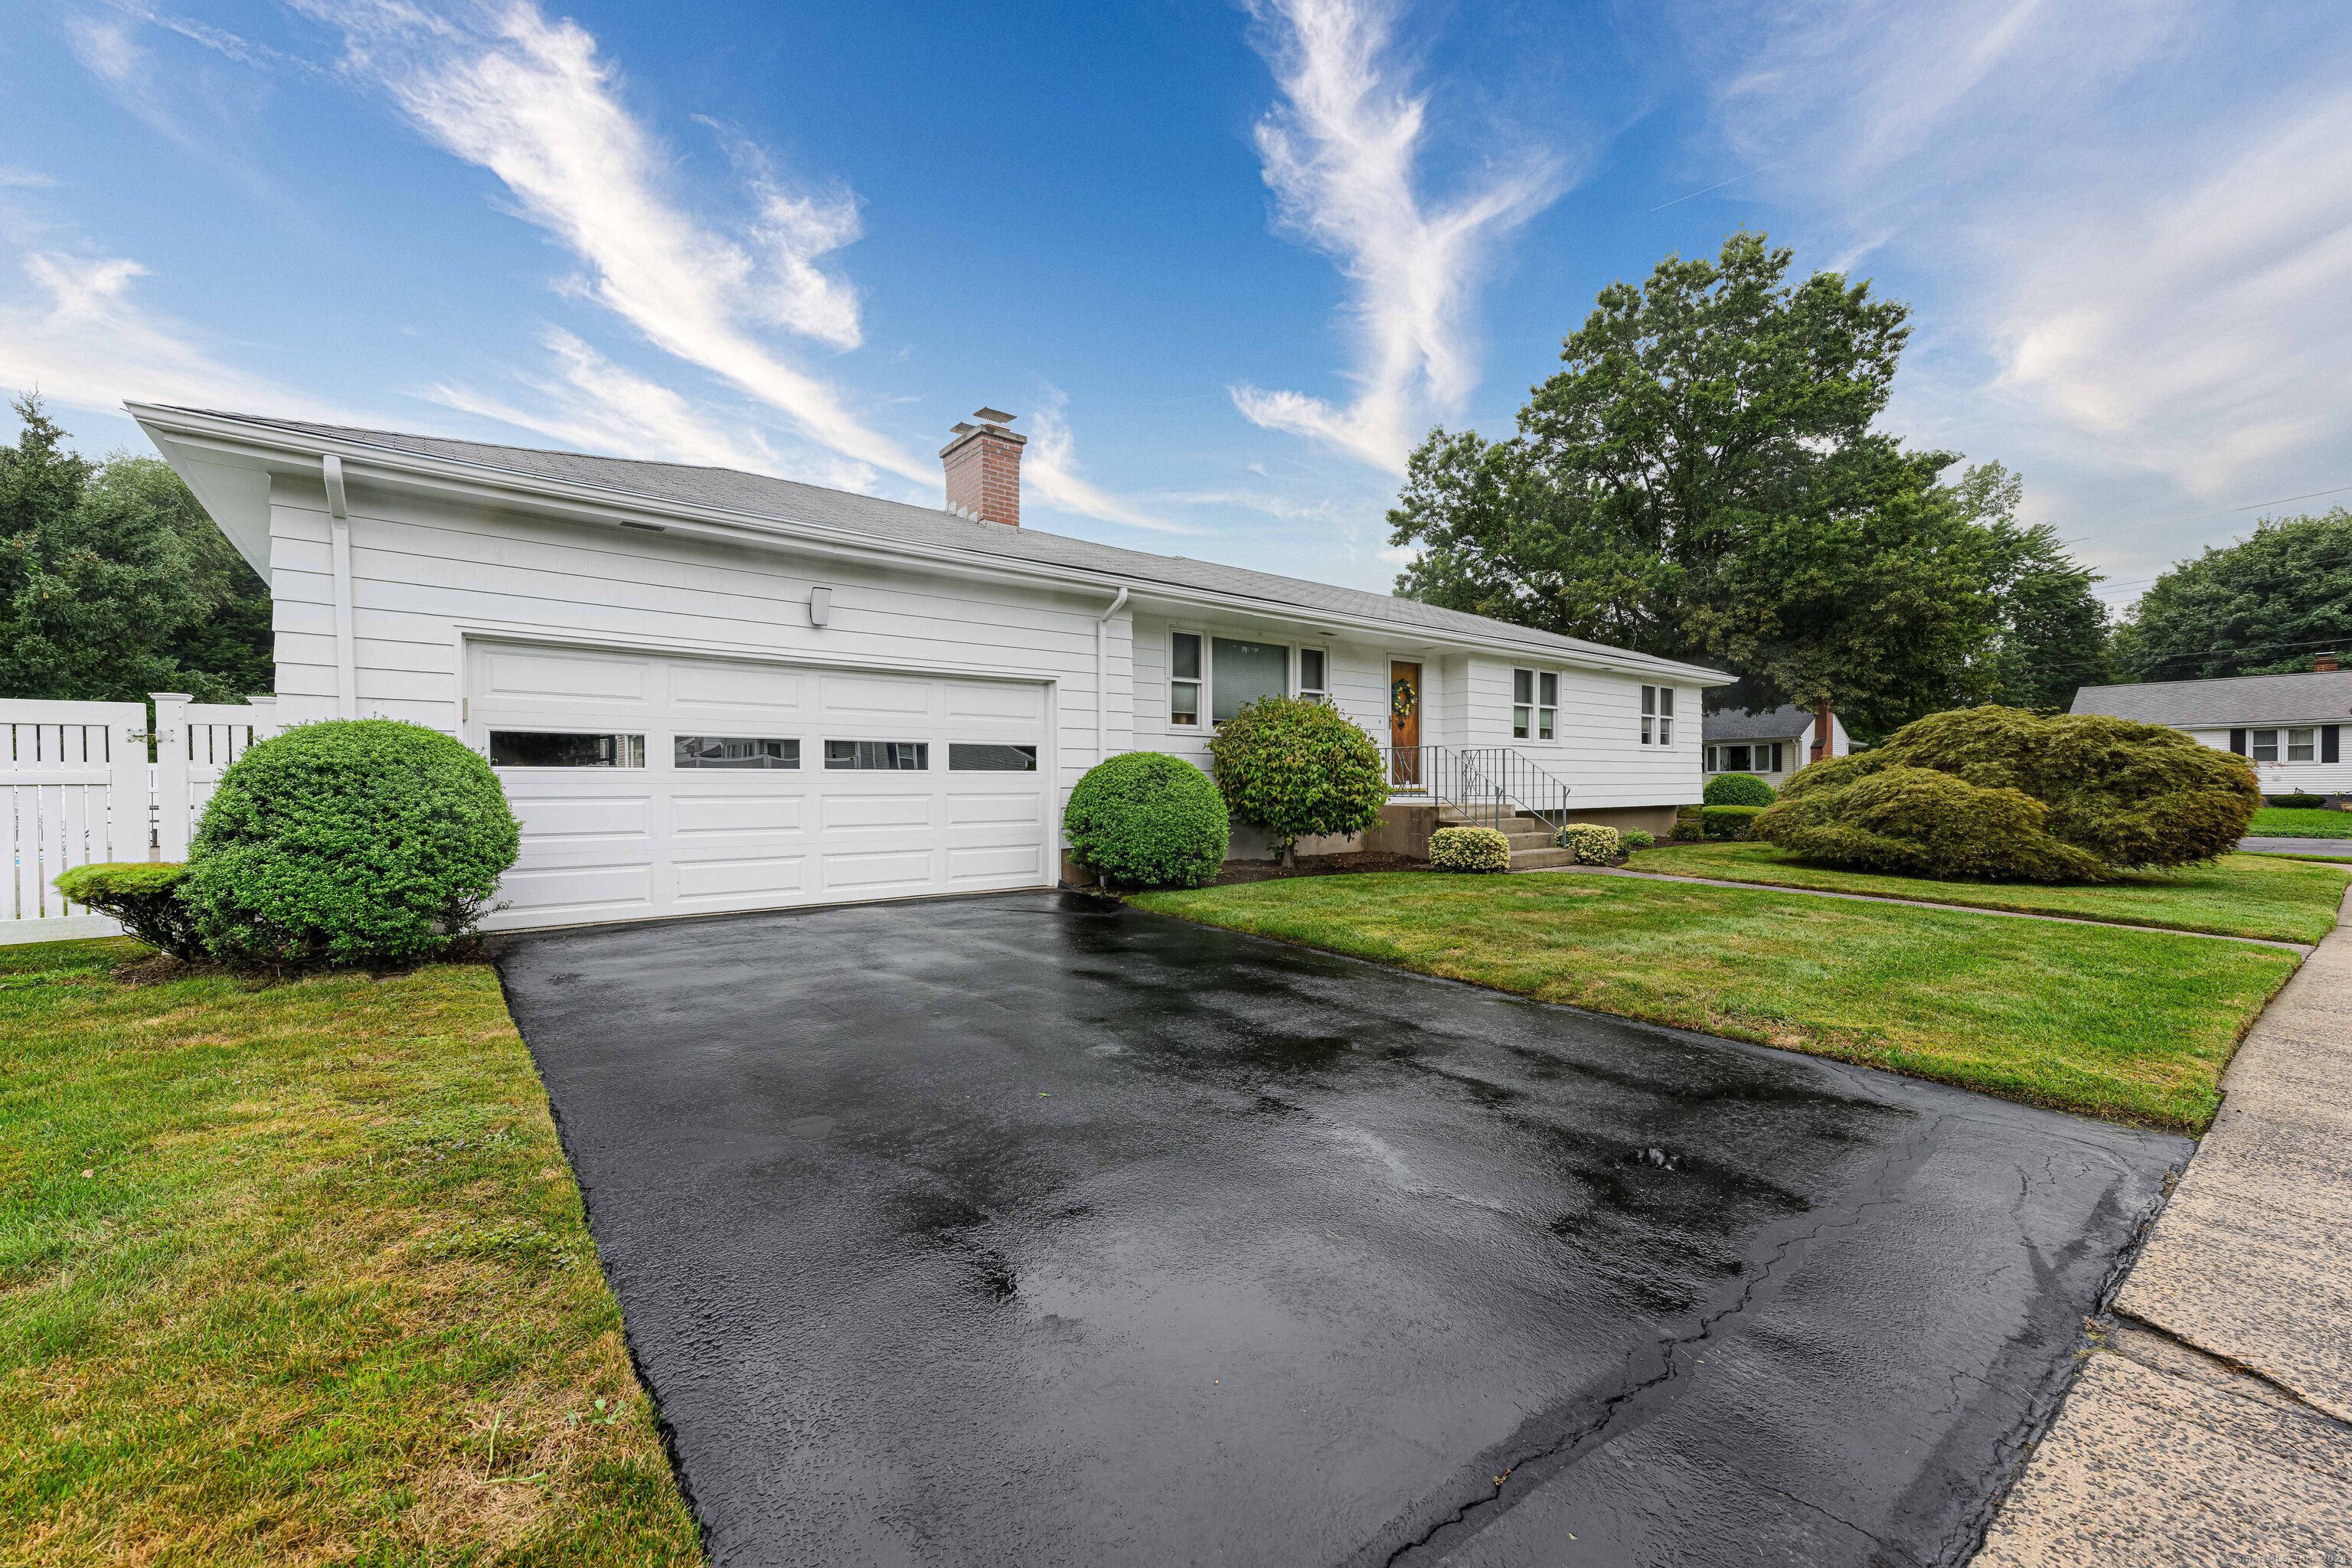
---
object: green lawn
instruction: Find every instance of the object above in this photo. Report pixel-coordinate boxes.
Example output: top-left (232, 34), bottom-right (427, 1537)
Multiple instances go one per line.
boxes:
top-left (0, 940), bottom-right (701, 1567)
top-left (1622, 844), bottom-right (2350, 943)
top-left (1133, 874), bottom-right (2298, 1132)
top-left (2251, 806), bottom-right (2352, 838)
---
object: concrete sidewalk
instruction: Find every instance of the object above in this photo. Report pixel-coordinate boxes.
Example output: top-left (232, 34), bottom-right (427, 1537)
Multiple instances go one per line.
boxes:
top-left (1975, 888), bottom-right (2352, 1566)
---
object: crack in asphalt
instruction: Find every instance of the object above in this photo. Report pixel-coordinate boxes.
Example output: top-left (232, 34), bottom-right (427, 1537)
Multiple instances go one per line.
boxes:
top-left (1370, 1118), bottom-right (1949, 1568)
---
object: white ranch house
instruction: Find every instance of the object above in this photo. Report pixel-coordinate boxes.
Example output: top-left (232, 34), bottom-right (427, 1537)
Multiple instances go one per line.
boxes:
top-left (2, 403), bottom-right (1727, 940)
top-left (1700, 703), bottom-right (1852, 783)
top-left (2072, 666), bottom-right (2352, 798)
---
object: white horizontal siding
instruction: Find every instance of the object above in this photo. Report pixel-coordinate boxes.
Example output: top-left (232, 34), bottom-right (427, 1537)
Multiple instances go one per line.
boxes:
top-left (2186, 727), bottom-right (2352, 795)
top-left (265, 479), bottom-right (1123, 807)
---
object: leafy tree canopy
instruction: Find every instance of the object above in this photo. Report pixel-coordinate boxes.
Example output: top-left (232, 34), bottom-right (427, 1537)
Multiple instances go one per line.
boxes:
top-left (2109, 509), bottom-right (2352, 682)
top-left (0, 395), bottom-right (272, 704)
top-left (1388, 232), bottom-right (2108, 737)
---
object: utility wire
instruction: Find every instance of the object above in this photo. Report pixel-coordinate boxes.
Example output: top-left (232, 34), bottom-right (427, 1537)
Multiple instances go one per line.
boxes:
top-left (2060, 482), bottom-right (2352, 549)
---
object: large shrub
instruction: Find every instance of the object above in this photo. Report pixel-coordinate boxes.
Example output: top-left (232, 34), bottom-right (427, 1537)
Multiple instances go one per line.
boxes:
top-left (1703, 772), bottom-right (1777, 807)
top-left (1063, 752), bottom-right (1229, 888)
top-left (181, 720), bottom-right (520, 967)
top-left (53, 861), bottom-right (204, 959)
top-left (1429, 825), bottom-right (1511, 872)
top-left (1207, 696), bottom-right (1387, 861)
top-left (1756, 706), bottom-right (2259, 881)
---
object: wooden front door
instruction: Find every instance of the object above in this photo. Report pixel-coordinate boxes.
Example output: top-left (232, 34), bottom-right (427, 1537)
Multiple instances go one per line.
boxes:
top-left (1389, 660), bottom-right (1422, 786)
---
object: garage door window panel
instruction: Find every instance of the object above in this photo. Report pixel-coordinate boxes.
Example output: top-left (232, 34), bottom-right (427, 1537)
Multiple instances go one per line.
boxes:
top-left (675, 737), bottom-right (800, 769)
top-left (948, 743), bottom-right (1037, 771)
top-left (825, 740), bottom-right (929, 770)
top-left (491, 731), bottom-right (645, 768)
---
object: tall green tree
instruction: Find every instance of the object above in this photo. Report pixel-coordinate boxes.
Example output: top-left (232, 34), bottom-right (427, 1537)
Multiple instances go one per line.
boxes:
top-left (0, 395), bottom-right (273, 703)
top-left (1389, 232), bottom-right (2107, 735)
top-left (2110, 511), bottom-right (2352, 681)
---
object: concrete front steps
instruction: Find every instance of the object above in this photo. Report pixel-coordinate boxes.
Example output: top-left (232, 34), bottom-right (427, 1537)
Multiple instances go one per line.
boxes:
top-left (1436, 808), bottom-right (1576, 870)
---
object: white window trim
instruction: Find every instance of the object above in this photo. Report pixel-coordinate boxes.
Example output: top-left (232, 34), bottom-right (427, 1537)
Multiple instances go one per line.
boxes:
top-left (1169, 628), bottom-right (1205, 729)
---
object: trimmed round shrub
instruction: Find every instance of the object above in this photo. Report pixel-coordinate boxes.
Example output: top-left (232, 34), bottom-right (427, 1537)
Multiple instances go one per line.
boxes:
top-left (1063, 752), bottom-right (1229, 888)
top-left (181, 720), bottom-right (520, 968)
top-left (1701, 804), bottom-right (1766, 840)
top-left (53, 861), bottom-right (204, 959)
top-left (1704, 772), bottom-right (1778, 807)
top-left (1759, 706), bottom-right (2259, 880)
top-left (1555, 822), bottom-right (1622, 864)
top-left (1620, 828), bottom-right (1655, 852)
top-left (1429, 825), bottom-right (1511, 872)
top-left (2269, 792), bottom-right (2329, 809)
top-left (1669, 821), bottom-right (1702, 842)
top-left (1207, 696), bottom-right (1387, 859)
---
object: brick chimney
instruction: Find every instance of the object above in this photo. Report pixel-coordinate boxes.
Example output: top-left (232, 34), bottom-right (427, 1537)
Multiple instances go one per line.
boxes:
top-left (2317, 652), bottom-right (2341, 673)
top-left (1810, 697), bottom-right (1835, 763)
top-left (940, 407), bottom-right (1024, 528)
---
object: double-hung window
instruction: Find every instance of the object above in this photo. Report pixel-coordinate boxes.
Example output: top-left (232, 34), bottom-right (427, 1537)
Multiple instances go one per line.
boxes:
top-left (1512, 671), bottom-right (1559, 740)
top-left (1170, 632), bottom-right (1202, 727)
top-left (1298, 648), bottom-right (1328, 704)
top-left (2252, 728), bottom-right (2280, 763)
top-left (2288, 727), bottom-right (2318, 762)
top-left (1639, 684), bottom-right (1674, 744)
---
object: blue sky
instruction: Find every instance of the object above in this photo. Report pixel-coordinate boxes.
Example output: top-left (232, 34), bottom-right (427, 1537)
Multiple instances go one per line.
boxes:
top-left (5, 1), bottom-right (2350, 609)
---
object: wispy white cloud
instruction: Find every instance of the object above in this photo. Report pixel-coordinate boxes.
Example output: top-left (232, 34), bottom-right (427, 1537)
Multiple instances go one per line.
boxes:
top-left (1991, 83), bottom-right (2352, 496)
top-left (424, 326), bottom-right (870, 482)
top-left (1019, 397), bottom-right (1191, 533)
top-left (0, 248), bottom-right (312, 415)
top-left (1232, 0), bottom-right (1561, 473)
top-left (298, 0), bottom-right (927, 482)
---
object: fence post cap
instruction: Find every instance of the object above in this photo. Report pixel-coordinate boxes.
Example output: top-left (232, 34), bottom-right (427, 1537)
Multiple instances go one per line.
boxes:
top-left (147, 692), bottom-right (193, 703)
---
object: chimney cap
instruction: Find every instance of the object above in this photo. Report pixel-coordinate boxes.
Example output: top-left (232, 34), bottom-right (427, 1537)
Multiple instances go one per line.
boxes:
top-left (972, 407), bottom-right (1016, 424)
top-left (949, 422), bottom-right (979, 436)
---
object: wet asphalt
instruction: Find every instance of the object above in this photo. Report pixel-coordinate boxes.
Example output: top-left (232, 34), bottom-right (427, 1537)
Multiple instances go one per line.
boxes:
top-left (493, 890), bottom-right (2190, 1568)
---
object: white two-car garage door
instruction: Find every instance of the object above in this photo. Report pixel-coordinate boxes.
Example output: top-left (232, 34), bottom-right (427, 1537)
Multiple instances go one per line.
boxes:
top-left (468, 642), bottom-right (1056, 929)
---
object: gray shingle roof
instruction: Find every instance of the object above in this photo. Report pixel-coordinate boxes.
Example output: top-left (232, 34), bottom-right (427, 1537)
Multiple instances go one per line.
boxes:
top-left (1703, 704), bottom-right (1814, 743)
top-left (158, 407), bottom-right (1728, 681)
top-left (2072, 671), bottom-right (2352, 727)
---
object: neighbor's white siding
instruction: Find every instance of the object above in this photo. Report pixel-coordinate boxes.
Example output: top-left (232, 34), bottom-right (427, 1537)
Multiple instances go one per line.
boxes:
top-left (264, 475), bottom-right (1132, 808)
top-left (2185, 727), bottom-right (2352, 795)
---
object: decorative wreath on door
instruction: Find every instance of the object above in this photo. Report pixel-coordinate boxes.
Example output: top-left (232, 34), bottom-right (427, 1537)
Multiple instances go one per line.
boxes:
top-left (1390, 676), bottom-right (1418, 717)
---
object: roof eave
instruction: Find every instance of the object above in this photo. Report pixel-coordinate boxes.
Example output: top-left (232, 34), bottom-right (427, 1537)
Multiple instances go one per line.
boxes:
top-left (127, 401), bottom-right (1734, 686)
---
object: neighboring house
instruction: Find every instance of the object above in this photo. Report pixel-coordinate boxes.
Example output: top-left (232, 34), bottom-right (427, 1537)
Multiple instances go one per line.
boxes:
top-left (2072, 665), bottom-right (2351, 796)
top-left (1701, 704), bottom-right (1850, 782)
top-left (133, 403), bottom-right (1728, 930)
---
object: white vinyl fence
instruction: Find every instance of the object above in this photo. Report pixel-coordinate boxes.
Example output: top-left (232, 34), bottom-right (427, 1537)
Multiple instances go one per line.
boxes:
top-left (2, 693), bottom-right (279, 945)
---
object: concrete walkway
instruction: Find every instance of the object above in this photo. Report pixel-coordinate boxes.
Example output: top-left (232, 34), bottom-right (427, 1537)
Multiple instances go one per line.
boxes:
top-left (2241, 835), bottom-right (2352, 858)
top-left (1533, 864), bottom-right (2314, 953)
top-left (1975, 887), bottom-right (2352, 1566)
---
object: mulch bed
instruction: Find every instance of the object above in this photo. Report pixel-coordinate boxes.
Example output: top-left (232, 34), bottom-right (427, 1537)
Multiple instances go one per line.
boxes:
top-left (1209, 851), bottom-right (1434, 886)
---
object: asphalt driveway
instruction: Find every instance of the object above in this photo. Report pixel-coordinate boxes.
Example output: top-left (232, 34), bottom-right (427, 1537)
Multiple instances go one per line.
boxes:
top-left (494, 891), bottom-right (2188, 1568)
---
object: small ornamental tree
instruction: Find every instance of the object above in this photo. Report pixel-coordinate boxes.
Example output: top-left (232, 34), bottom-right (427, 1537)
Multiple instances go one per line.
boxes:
top-left (1756, 706), bottom-right (2259, 880)
top-left (181, 720), bottom-right (520, 967)
top-left (1207, 696), bottom-right (1387, 863)
top-left (1063, 752), bottom-right (1230, 888)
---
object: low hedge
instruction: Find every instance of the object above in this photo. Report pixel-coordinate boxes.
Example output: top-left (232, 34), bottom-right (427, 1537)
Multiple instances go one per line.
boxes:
top-left (2269, 793), bottom-right (2331, 809)
top-left (1555, 822), bottom-right (1622, 864)
top-left (1701, 804), bottom-right (1766, 840)
top-left (1429, 825), bottom-right (1511, 872)
top-left (1063, 752), bottom-right (1230, 888)
top-left (52, 861), bottom-right (204, 959)
top-left (1670, 821), bottom-right (1702, 842)
top-left (1703, 772), bottom-right (1777, 808)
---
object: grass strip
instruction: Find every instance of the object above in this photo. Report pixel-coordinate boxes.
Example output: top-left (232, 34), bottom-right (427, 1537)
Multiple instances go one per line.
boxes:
top-left (0, 939), bottom-right (702, 1567)
top-left (2249, 806), bottom-right (2352, 839)
top-left (1133, 874), bottom-right (2297, 1132)
top-left (1622, 844), bottom-right (2350, 944)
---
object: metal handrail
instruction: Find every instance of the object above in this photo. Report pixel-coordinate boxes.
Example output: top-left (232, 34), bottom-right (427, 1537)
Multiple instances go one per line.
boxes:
top-left (1378, 745), bottom-right (1573, 835)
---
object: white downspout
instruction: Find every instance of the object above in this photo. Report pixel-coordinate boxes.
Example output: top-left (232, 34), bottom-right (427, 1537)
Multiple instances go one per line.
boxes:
top-left (322, 454), bottom-right (358, 720)
top-left (1096, 585), bottom-right (1128, 766)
